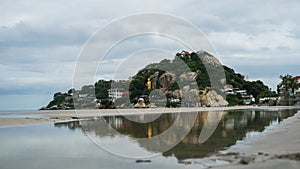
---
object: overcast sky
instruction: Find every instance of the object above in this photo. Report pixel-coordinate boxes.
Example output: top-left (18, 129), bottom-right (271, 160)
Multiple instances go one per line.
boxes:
top-left (0, 0), bottom-right (299, 110)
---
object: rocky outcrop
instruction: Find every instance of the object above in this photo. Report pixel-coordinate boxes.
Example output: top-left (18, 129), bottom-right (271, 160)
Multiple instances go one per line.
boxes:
top-left (149, 71), bottom-right (159, 89)
top-left (159, 72), bottom-right (176, 90)
top-left (179, 72), bottom-right (199, 82)
top-left (200, 88), bottom-right (228, 107)
top-left (178, 86), bottom-right (228, 107)
top-left (196, 51), bottom-right (222, 66)
top-left (172, 90), bottom-right (181, 99)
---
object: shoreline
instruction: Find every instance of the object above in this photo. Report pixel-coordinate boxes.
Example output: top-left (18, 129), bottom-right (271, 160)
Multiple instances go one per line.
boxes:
top-left (0, 105), bottom-right (298, 128)
top-left (215, 110), bottom-right (300, 169)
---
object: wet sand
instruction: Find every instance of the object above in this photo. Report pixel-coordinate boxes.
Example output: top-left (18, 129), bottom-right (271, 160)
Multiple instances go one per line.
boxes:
top-left (0, 118), bottom-right (51, 128)
top-left (216, 109), bottom-right (300, 169)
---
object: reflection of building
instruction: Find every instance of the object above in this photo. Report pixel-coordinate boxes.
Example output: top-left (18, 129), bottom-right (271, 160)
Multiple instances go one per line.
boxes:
top-left (108, 88), bottom-right (125, 102)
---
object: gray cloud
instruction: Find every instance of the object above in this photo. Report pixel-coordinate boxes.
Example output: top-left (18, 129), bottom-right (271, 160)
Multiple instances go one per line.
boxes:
top-left (0, 0), bottom-right (299, 109)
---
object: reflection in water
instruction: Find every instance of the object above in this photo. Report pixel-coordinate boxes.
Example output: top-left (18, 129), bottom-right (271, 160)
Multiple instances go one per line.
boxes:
top-left (54, 109), bottom-right (298, 160)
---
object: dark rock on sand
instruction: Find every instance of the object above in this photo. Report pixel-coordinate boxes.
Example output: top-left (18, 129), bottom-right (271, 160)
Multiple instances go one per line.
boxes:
top-left (240, 156), bottom-right (255, 165)
top-left (275, 153), bottom-right (300, 161)
top-left (136, 160), bottom-right (151, 163)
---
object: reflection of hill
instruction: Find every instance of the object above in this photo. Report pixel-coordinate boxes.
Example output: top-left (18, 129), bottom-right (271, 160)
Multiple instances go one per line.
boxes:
top-left (54, 109), bottom-right (298, 160)
top-left (163, 109), bottom-right (298, 160)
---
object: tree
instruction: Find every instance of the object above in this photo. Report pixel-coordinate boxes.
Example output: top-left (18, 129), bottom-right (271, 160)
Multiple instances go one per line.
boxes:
top-left (94, 80), bottom-right (111, 99)
top-left (277, 74), bottom-right (296, 97)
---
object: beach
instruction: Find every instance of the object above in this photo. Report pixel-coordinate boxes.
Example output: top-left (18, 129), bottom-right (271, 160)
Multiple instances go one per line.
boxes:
top-left (0, 106), bottom-right (293, 127)
top-left (0, 106), bottom-right (299, 169)
top-left (215, 108), bottom-right (300, 169)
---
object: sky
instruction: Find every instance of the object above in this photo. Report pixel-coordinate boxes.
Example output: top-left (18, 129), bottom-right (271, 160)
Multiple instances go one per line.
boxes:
top-left (0, 0), bottom-right (299, 110)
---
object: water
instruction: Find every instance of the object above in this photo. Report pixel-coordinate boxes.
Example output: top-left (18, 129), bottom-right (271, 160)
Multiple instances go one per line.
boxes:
top-left (0, 108), bottom-right (298, 169)
top-left (0, 109), bottom-right (38, 115)
top-left (0, 110), bottom-right (54, 118)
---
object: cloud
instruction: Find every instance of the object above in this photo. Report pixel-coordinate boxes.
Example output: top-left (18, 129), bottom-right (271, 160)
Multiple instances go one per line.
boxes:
top-left (0, 21), bottom-right (91, 48)
top-left (0, 0), bottom-right (300, 109)
top-left (209, 31), bottom-right (295, 52)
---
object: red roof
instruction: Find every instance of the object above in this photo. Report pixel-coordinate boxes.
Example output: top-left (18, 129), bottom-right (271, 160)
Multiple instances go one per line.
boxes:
top-left (294, 76), bottom-right (300, 79)
top-left (181, 50), bottom-right (190, 55)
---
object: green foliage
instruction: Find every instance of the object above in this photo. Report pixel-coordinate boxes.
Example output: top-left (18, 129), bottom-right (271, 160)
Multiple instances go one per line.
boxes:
top-left (166, 102), bottom-right (180, 108)
top-left (226, 94), bottom-right (243, 106)
top-left (46, 92), bottom-right (74, 109)
top-left (94, 80), bottom-right (111, 99)
top-left (277, 74), bottom-right (296, 97)
top-left (99, 99), bottom-right (115, 109)
top-left (224, 66), bottom-right (276, 103)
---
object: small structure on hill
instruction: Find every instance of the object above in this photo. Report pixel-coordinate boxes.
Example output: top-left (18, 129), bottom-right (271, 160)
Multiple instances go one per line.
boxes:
top-left (108, 88), bottom-right (125, 102)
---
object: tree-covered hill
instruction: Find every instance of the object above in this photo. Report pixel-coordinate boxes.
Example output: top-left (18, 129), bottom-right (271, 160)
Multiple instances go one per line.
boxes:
top-left (41, 50), bottom-right (276, 110)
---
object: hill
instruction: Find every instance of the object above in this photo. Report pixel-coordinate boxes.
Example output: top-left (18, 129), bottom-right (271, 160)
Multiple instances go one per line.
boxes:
top-left (41, 50), bottom-right (276, 110)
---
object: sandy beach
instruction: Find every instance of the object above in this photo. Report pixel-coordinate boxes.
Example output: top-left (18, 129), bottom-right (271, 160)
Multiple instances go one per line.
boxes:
top-left (0, 105), bottom-right (294, 127)
top-left (0, 106), bottom-right (299, 168)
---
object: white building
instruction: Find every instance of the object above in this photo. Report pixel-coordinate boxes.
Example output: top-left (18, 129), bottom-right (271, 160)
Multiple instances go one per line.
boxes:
top-left (295, 76), bottom-right (300, 94)
top-left (108, 88), bottom-right (125, 102)
top-left (224, 86), bottom-right (255, 104)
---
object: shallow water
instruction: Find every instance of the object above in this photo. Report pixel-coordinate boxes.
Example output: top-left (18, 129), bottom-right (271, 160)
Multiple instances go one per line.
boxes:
top-left (0, 108), bottom-right (298, 169)
top-left (0, 109), bottom-right (38, 115)
top-left (0, 115), bottom-right (44, 118)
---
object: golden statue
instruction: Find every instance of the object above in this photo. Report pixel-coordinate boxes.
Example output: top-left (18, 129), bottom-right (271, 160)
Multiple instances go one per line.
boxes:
top-left (147, 124), bottom-right (152, 138)
top-left (147, 78), bottom-right (151, 89)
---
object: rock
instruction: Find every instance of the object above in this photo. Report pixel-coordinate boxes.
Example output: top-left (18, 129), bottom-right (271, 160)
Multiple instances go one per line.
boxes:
top-left (134, 98), bottom-right (147, 108)
top-left (199, 89), bottom-right (209, 106)
top-left (179, 72), bottom-right (198, 82)
top-left (172, 90), bottom-right (181, 98)
top-left (196, 51), bottom-right (222, 66)
top-left (180, 86), bottom-right (190, 99)
top-left (159, 72), bottom-right (176, 90)
top-left (224, 84), bottom-right (233, 90)
top-left (188, 89), bottom-right (200, 103)
top-left (220, 78), bottom-right (226, 85)
top-left (240, 156), bottom-right (254, 165)
top-left (207, 90), bottom-right (228, 106)
top-left (275, 153), bottom-right (300, 161)
top-left (200, 88), bottom-right (228, 107)
top-left (149, 71), bottom-right (159, 89)
top-left (182, 85), bottom-right (190, 92)
top-left (179, 86), bottom-right (202, 106)
top-left (225, 152), bottom-right (240, 156)
top-left (136, 160), bottom-right (151, 163)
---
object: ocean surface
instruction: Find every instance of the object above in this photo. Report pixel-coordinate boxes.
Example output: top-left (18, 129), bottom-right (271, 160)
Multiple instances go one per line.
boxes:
top-left (0, 108), bottom-right (299, 169)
